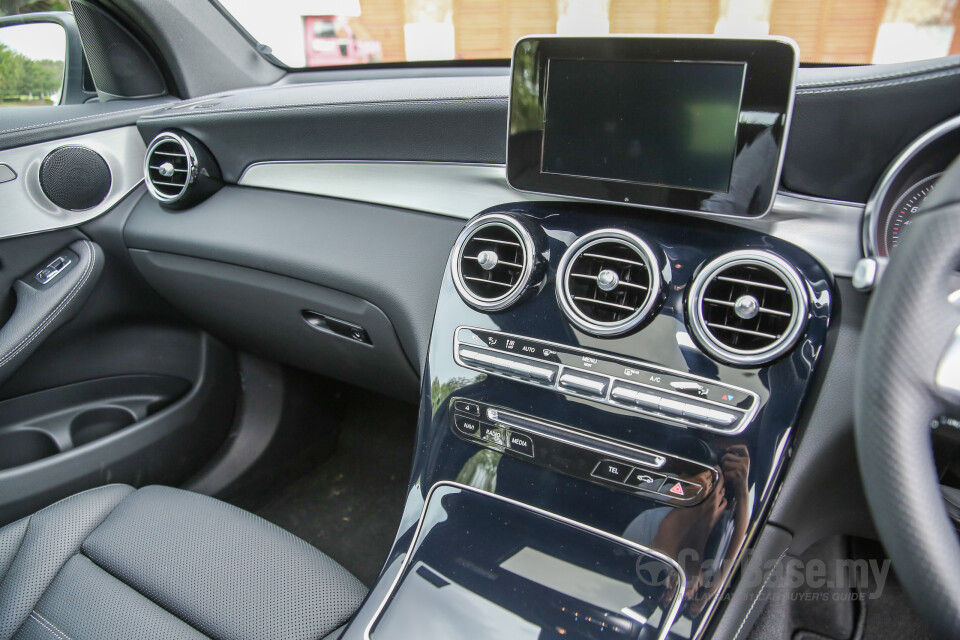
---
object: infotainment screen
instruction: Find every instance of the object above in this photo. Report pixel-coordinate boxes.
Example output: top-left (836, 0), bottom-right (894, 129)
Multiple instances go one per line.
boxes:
top-left (542, 59), bottom-right (746, 192)
top-left (507, 37), bottom-right (797, 217)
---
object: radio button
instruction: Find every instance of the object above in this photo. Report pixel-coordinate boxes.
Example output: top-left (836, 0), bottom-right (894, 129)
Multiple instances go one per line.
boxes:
top-left (591, 460), bottom-right (632, 483)
top-left (559, 371), bottom-right (609, 397)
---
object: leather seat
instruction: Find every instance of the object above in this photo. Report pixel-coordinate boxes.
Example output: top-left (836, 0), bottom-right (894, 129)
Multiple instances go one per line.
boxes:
top-left (0, 485), bottom-right (367, 640)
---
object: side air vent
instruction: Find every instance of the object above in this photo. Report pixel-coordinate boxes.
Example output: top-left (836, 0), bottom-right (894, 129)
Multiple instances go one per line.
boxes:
top-left (688, 250), bottom-right (809, 365)
top-left (557, 230), bottom-right (662, 336)
top-left (144, 132), bottom-right (195, 203)
top-left (451, 214), bottom-right (536, 311)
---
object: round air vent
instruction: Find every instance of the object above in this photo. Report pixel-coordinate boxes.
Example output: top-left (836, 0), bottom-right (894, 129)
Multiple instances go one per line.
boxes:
top-left (687, 250), bottom-right (809, 365)
top-left (143, 132), bottom-right (196, 204)
top-left (557, 230), bottom-right (662, 336)
top-left (451, 213), bottom-right (535, 311)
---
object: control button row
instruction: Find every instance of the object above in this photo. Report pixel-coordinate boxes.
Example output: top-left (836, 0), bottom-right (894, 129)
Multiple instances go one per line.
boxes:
top-left (458, 347), bottom-right (558, 383)
top-left (454, 413), bottom-right (534, 457)
top-left (611, 382), bottom-right (738, 427)
top-left (558, 370), bottom-right (609, 397)
top-left (591, 459), bottom-right (702, 498)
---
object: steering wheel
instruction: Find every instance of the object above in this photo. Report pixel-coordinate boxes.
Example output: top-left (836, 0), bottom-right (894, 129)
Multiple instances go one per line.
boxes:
top-left (855, 153), bottom-right (960, 638)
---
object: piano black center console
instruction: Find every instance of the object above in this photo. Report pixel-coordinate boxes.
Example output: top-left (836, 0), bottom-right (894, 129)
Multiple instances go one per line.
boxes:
top-left (340, 35), bottom-right (829, 640)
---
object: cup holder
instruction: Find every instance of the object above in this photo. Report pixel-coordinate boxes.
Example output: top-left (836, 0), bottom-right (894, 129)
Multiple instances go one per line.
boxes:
top-left (0, 430), bottom-right (60, 471)
top-left (70, 407), bottom-right (137, 447)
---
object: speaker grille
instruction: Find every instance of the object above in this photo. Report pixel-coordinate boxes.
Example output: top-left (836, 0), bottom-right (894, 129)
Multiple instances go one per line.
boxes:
top-left (39, 146), bottom-right (112, 211)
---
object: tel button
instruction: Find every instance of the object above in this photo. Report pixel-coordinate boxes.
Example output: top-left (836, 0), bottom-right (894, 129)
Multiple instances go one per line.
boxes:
top-left (591, 460), bottom-right (632, 484)
top-left (506, 430), bottom-right (534, 457)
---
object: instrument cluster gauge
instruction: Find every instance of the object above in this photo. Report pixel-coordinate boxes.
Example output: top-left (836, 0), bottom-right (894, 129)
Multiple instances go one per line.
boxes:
top-left (880, 173), bottom-right (942, 257)
top-left (864, 115), bottom-right (960, 259)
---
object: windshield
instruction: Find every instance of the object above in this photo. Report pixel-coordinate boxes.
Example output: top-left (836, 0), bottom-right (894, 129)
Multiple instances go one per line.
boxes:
top-left (214, 0), bottom-right (960, 68)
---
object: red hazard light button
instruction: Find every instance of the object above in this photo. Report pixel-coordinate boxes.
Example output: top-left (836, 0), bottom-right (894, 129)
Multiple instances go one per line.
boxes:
top-left (658, 479), bottom-right (702, 499)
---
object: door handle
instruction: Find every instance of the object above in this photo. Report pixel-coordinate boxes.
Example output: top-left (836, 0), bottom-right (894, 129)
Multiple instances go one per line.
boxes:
top-left (0, 239), bottom-right (104, 388)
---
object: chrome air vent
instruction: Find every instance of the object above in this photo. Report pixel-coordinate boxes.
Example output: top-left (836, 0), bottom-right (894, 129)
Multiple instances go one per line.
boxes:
top-left (452, 214), bottom-right (535, 311)
top-left (688, 250), bottom-right (809, 365)
top-left (143, 132), bottom-right (196, 203)
top-left (557, 230), bottom-right (661, 336)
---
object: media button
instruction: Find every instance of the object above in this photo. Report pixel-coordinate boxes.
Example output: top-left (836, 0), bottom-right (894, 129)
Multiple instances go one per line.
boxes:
top-left (506, 430), bottom-right (534, 457)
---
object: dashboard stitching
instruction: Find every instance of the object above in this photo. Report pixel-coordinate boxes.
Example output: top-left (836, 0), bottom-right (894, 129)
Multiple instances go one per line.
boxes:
top-left (137, 97), bottom-right (508, 122)
top-left (797, 59), bottom-right (960, 88)
top-left (798, 67), bottom-right (960, 95)
top-left (0, 105), bottom-right (163, 137)
top-left (732, 549), bottom-right (788, 640)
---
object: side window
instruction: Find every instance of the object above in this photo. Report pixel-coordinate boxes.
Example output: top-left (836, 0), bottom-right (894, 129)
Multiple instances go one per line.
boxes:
top-left (0, 20), bottom-right (66, 107)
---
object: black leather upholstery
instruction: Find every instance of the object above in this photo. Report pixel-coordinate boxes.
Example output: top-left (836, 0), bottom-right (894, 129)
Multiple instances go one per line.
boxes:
top-left (0, 485), bottom-right (367, 640)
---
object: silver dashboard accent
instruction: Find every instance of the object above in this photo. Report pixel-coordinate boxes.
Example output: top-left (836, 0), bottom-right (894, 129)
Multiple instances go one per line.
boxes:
top-left (237, 161), bottom-right (863, 277)
top-left (0, 127), bottom-right (146, 240)
top-left (863, 113), bottom-right (960, 258)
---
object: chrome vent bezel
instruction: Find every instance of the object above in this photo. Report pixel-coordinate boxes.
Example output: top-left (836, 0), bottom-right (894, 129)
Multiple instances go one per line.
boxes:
top-left (687, 250), bottom-right (809, 366)
top-left (556, 229), bottom-right (662, 336)
top-left (143, 132), bottom-right (196, 204)
top-left (451, 213), bottom-right (535, 311)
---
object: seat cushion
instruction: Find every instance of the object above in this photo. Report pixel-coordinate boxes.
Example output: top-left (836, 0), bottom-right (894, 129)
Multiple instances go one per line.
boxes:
top-left (0, 485), bottom-right (367, 640)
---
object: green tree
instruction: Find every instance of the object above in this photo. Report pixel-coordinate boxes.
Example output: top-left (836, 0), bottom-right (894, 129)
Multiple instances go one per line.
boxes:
top-left (0, 0), bottom-right (70, 16)
top-left (0, 43), bottom-right (25, 100)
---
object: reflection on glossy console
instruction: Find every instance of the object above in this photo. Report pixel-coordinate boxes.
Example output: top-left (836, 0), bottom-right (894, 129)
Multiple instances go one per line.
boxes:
top-left (367, 483), bottom-right (684, 640)
top-left (340, 200), bottom-right (834, 640)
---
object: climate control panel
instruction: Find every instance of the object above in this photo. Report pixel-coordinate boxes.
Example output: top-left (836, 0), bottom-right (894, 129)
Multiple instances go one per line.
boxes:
top-left (455, 327), bottom-right (760, 434)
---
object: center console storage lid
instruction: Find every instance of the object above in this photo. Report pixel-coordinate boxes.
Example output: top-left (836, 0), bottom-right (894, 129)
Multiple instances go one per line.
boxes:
top-left (367, 483), bottom-right (684, 640)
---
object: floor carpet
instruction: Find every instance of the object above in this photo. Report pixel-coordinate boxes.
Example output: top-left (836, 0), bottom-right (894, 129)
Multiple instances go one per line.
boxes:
top-left (256, 389), bottom-right (418, 585)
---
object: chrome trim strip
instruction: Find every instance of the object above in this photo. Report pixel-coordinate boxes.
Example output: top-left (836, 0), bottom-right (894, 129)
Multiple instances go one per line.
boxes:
top-left (862, 113), bottom-right (960, 258)
top-left (364, 481), bottom-right (687, 640)
top-left (0, 127), bottom-right (145, 240)
top-left (483, 406), bottom-right (670, 471)
top-left (454, 325), bottom-right (761, 435)
top-left (237, 161), bottom-right (863, 277)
